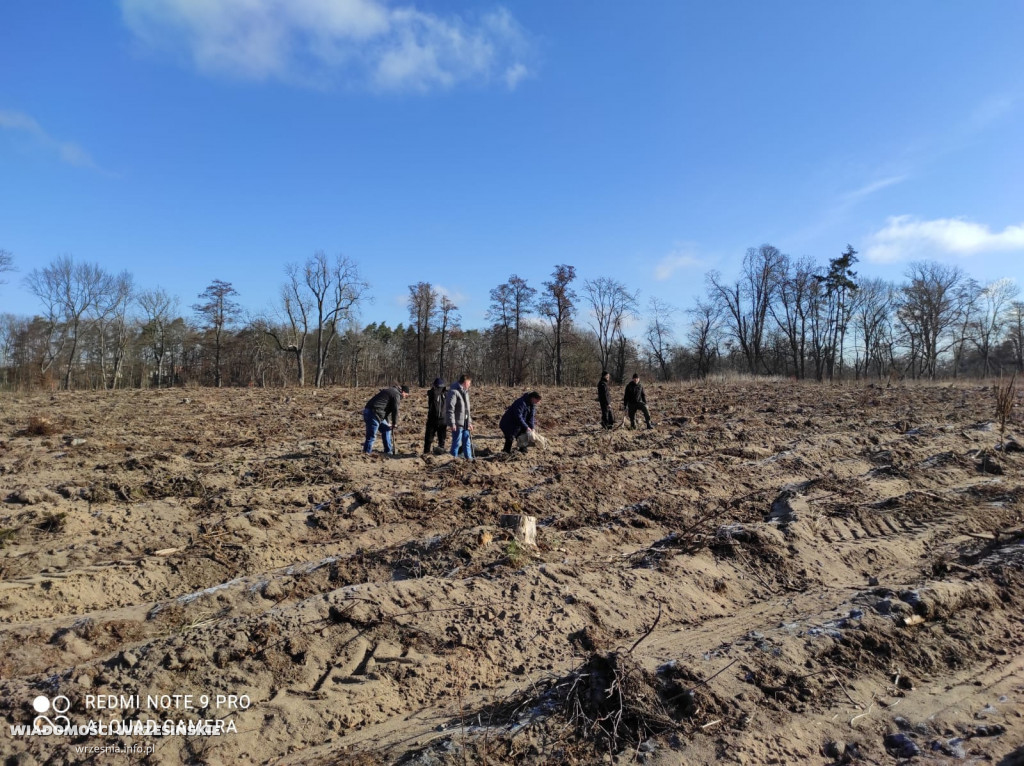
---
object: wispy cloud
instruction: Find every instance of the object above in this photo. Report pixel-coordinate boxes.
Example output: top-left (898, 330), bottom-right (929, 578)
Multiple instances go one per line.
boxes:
top-left (654, 246), bottom-right (703, 282)
top-left (0, 110), bottom-right (106, 172)
top-left (966, 93), bottom-right (1017, 133)
top-left (866, 215), bottom-right (1024, 263)
top-left (841, 174), bottom-right (908, 203)
top-left (786, 171), bottom-right (909, 247)
top-left (120, 0), bottom-right (534, 93)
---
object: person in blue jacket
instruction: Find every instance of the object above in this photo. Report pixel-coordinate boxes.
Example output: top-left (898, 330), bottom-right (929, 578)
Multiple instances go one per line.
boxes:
top-left (499, 391), bottom-right (542, 453)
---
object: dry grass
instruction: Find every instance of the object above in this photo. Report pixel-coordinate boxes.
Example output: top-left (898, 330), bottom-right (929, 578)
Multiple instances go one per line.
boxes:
top-left (35, 512), bottom-right (67, 534)
top-left (25, 415), bottom-right (58, 436)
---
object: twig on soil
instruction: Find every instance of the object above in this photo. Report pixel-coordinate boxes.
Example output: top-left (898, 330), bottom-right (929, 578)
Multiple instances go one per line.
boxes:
top-left (627, 601), bottom-right (662, 654)
top-left (388, 600), bottom-right (505, 619)
top-left (664, 657), bottom-right (740, 702)
top-left (829, 669), bottom-right (861, 709)
top-left (963, 532), bottom-right (997, 541)
top-left (727, 487), bottom-right (775, 507)
top-left (732, 548), bottom-right (777, 594)
top-left (849, 701), bottom-right (875, 725)
top-left (691, 656), bottom-right (739, 693)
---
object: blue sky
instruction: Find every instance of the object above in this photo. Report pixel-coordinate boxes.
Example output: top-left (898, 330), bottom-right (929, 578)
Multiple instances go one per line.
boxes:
top-left (2, 1), bottom-right (1022, 330)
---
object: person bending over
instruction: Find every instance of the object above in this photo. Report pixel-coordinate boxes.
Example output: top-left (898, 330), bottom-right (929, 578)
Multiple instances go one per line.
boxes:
top-left (500, 390), bottom-right (542, 453)
top-left (363, 384), bottom-right (409, 453)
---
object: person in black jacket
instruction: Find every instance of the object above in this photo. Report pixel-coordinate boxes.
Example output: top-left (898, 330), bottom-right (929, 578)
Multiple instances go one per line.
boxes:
top-left (623, 373), bottom-right (652, 429)
top-left (597, 370), bottom-right (614, 429)
top-left (423, 377), bottom-right (447, 454)
top-left (499, 391), bottom-right (542, 453)
top-left (362, 384), bottom-right (409, 454)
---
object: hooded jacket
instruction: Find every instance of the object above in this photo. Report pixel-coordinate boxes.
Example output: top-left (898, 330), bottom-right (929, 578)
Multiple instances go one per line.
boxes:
top-left (427, 384), bottom-right (447, 424)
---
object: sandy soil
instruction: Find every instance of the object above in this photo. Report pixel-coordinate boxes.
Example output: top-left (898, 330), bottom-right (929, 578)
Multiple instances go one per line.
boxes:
top-left (1, 380), bottom-right (1022, 765)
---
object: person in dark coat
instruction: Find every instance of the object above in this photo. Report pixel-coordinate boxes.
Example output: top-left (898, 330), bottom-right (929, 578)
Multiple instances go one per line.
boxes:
top-left (499, 391), bottom-right (542, 453)
top-left (623, 373), bottom-right (652, 429)
top-left (597, 370), bottom-right (614, 429)
top-left (362, 384), bottom-right (409, 454)
top-left (423, 377), bottom-right (447, 454)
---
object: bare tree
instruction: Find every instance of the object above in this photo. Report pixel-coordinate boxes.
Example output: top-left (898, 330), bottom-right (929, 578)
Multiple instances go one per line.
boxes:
top-left (94, 271), bottom-right (135, 389)
top-left (138, 287), bottom-right (178, 387)
top-left (852, 278), bottom-right (895, 380)
top-left (408, 282), bottom-right (439, 387)
top-left (306, 252), bottom-right (368, 387)
top-left (25, 256), bottom-right (116, 389)
top-left (0, 249), bottom-right (12, 286)
top-left (948, 278), bottom-right (981, 377)
top-left (262, 254), bottom-right (368, 387)
top-left (539, 265), bottom-right (577, 386)
top-left (583, 277), bottom-right (639, 381)
top-left (488, 275), bottom-right (536, 386)
top-left (896, 261), bottom-right (966, 379)
top-left (769, 255), bottom-right (817, 378)
top-left (0, 314), bottom-right (20, 387)
top-left (687, 299), bottom-right (722, 378)
top-left (645, 297), bottom-right (676, 381)
top-left (193, 279), bottom-right (240, 388)
top-left (972, 279), bottom-right (1019, 376)
top-left (264, 263), bottom-right (314, 386)
top-left (1008, 301), bottom-right (1024, 373)
top-left (706, 244), bottom-right (785, 375)
top-left (438, 295), bottom-right (459, 381)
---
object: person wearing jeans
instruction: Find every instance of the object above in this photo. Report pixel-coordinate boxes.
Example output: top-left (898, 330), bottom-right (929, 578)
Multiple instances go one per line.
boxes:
top-left (444, 374), bottom-right (473, 459)
top-left (362, 384), bottom-right (409, 453)
top-left (450, 424), bottom-right (473, 459)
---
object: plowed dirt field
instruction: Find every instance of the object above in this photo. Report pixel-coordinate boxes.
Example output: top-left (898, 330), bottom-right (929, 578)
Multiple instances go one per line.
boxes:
top-left (1, 380), bottom-right (1022, 765)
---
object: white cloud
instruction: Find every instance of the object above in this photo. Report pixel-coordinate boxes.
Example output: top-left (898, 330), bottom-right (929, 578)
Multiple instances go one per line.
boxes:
top-left (120, 0), bottom-right (533, 93)
top-left (654, 247), bottom-right (703, 281)
top-left (434, 284), bottom-right (467, 306)
top-left (866, 215), bottom-right (1024, 263)
top-left (0, 110), bottom-right (105, 171)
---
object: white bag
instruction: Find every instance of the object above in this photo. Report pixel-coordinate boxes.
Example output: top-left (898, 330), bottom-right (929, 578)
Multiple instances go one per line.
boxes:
top-left (517, 429), bottom-right (549, 450)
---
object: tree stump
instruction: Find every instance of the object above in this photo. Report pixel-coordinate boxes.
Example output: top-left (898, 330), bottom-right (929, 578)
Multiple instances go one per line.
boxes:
top-left (499, 514), bottom-right (537, 546)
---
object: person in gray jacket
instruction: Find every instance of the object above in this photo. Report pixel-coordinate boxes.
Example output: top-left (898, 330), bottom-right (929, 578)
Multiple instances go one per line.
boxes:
top-left (444, 373), bottom-right (473, 459)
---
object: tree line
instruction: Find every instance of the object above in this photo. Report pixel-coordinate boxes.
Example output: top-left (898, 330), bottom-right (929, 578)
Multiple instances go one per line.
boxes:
top-left (0, 245), bottom-right (1021, 391)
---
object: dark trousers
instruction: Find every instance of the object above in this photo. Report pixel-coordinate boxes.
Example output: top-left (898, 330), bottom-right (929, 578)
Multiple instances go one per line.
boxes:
top-left (600, 403), bottom-right (615, 429)
top-left (423, 419), bottom-right (446, 453)
top-left (627, 403), bottom-right (651, 428)
top-left (502, 428), bottom-right (525, 453)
